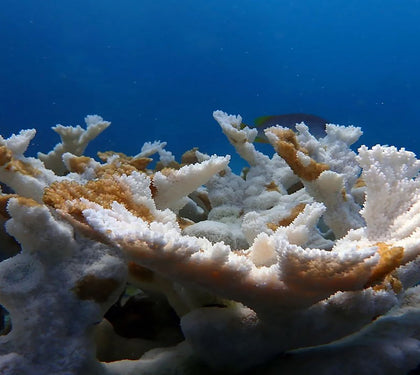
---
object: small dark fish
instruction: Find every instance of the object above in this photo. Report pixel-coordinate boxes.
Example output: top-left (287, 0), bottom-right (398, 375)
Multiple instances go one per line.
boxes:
top-left (250, 113), bottom-right (328, 142)
top-left (0, 182), bottom-right (14, 194)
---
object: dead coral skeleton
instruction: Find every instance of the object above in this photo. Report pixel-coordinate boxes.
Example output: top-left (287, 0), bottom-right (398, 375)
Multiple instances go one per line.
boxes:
top-left (0, 112), bottom-right (420, 374)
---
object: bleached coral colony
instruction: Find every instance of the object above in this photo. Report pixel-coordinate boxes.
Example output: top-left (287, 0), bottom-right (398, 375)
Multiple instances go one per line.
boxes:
top-left (1, 111), bottom-right (420, 374)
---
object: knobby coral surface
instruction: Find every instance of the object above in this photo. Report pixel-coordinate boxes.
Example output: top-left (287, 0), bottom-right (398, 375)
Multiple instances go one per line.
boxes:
top-left (1, 112), bottom-right (420, 374)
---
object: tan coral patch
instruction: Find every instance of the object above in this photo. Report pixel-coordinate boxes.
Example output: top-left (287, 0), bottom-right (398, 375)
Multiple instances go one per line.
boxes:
top-left (97, 151), bottom-right (126, 162)
top-left (73, 274), bottom-right (120, 303)
top-left (0, 146), bottom-right (41, 176)
top-left (177, 216), bottom-right (194, 230)
top-left (95, 163), bottom-right (139, 178)
top-left (0, 146), bottom-right (12, 166)
top-left (373, 274), bottom-right (403, 293)
top-left (0, 195), bottom-right (40, 219)
top-left (269, 128), bottom-right (329, 181)
top-left (96, 151), bottom-right (152, 173)
top-left (181, 147), bottom-right (199, 165)
top-left (265, 181), bottom-right (280, 192)
top-left (158, 167), bottom-right (177, 177)
top-left (16, 196), bottom-right (41, 208)
top-left (341, 188), bottom-right (347, 202)
top-left (365, 242), bottom-right (404, 291)
top-left (354, 177), bottom-right (366, 188)
top-left (43, 176), bottom-right (155, 224)
top-left (0, 145), bottom-right (40, 176)
top-left (67, 156), bottom-right (93, 174)
top-left (266, 203), bottom-right (306, 231)
top-left (281, 251), bottom-right (376, 299)
top-left (155, 161), bottom-right (181, 171)
top-left (98, 151), bottom-right (150, 169)
top-left (129, 157), bottom-right (153, 171)
top-left (9, 160), bottom-right (41, 176)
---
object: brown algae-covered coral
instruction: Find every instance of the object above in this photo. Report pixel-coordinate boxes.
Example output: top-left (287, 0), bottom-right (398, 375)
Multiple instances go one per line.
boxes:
top-left (1, 112), bottom-right (420, 374)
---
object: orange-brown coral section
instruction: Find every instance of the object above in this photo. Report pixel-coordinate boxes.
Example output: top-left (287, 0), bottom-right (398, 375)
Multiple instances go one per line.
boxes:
top-left (43, 175), bottom-right (155, 224)
top-left (97, 151), bottom-right (127, 162)
top-left (67, 156), bottom-right (93, 174)
top-left (129, 157), bottom-right (153, 171)
top-left (0, 145), bottom-right (41, 176)
top-left (16, 196), bottom-right (41, 208)
top-left (73, 274), bottom-right (120, 303)
top-left (341, 188), bottom-right (347, 202)
top-left (67, 152), bottom-right (152, 177)
top-left (97, 151), bottom-right (152, 172)
top-left (0, 146), bottom-right (12, 166)
top-left (265, 181), bottom-right (280, 192)
top-left (181, 148), bottom-right (199, 165)
top-left (365, 242), bottom-right (404, 292)
top-left (354, 177), bottom-right (366, 188)
top-left (9, 160), bottom-right (41, 176)
top-left (266, 203), bottom-right (306, 231)
top-left (177, 216), bottom-right (194, 230)
top-left (0, 195), bottom-right (40, 219)
top-left (155, 161), bottom-right (181, 171)
top-left (95, 162), bottom-right (145, 178)
top-left (269, 128), bottom-right (329, 181)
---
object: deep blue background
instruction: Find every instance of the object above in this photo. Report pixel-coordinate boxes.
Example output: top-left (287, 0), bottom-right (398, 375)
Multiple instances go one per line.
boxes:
top-left (1, 0), bottom-right (419, 171)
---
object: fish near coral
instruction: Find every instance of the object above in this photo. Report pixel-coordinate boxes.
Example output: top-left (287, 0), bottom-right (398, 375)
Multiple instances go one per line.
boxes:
top-left (245, 113), bottom-right (328, 142)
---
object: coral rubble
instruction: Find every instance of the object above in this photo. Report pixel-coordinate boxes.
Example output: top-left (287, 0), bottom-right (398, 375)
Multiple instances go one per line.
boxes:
top-left (1, 112), bottom-right (420, 374)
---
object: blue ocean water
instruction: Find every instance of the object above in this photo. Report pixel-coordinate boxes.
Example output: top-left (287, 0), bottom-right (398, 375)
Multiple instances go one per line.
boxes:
top-left (1, 0), bottom-right (420, 172)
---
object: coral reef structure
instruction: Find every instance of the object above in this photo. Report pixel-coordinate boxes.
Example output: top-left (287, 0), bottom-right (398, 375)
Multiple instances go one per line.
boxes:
top-left (1, 111), bottom-right (420, 374)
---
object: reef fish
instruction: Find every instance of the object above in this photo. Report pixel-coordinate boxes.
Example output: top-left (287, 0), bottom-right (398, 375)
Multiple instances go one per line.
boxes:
top-left (250, 113), bottom-right (328, 142)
